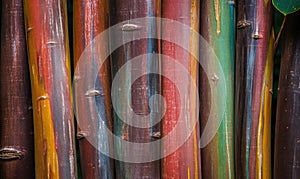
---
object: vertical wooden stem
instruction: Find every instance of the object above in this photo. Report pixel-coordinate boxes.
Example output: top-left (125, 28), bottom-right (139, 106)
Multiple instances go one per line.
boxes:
top-left (110, 0), bottom-right (161, 178)
top-left (24, 0), bottom-right (77, 178)
top-left (235, 0), bottom-right (273, 178)
top-left (274, 11), bottom-right (300, 179)
top-left (0, 0), bottom-right (34, 178)
top-left (161, 0), bottom-right (201, 178)
top-left (200, 0), bottom-right (235, 178)
top-left (73, 0), bottom-right (114, 178)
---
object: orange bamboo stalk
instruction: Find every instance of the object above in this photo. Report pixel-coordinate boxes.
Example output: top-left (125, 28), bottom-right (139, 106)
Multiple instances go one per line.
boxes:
top-left (24, 0), bottom-right (77, 178)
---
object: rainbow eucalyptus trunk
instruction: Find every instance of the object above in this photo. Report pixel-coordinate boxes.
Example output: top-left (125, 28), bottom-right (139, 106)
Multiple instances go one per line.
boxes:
top-left (0, 0), bottom-right (34, 178)
top-left (235, 0), bottom-right (273, 178)
top-left (73, 0), bottom-right (114, 178)
top-left (109, 0), bottom-right (161, 178)
top-left (274, 11), bottom-right (300, 179)
top-left (199, 0), bottom-right (235, 178)
top-left (24, 0), bottom-right (77, 178)
top-left (161, 0), bottom-right (201, 178)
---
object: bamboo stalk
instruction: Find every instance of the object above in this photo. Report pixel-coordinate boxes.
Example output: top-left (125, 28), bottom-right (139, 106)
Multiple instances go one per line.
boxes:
top-left (274, 11), bottom-right (300, 179)
top-left (73, 0), bottom-right (114, 178)
top-left (0, 0), bottom-right (34, 178)
top-left (199, 0), bottom-right (235, 178)
top-left (161, 0), bottom-right (201, 178)
top-left (235, 0), bottom-right (273, 178)
top-left (24, 0), bottom-right (77, 178)
top-left (109, 0), bottom-right (161, 178)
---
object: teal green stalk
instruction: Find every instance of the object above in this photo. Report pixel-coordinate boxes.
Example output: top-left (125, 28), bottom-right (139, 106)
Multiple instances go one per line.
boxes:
top-left (200, 0), bottom-right (235, 178)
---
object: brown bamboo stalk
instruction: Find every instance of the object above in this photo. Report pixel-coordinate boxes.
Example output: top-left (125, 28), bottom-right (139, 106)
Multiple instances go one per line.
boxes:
top-left (0, 0), bottom-right (34, 178)
top-left (24, 0), bottom-right (77, 178)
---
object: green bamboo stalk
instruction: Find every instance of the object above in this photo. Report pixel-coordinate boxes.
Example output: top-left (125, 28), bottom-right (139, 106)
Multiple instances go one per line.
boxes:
top-left (235, 0), bottom-right (273, 178)
top-left (274, 11), bottom-right (300, 179)
top-left (0, 0), bottom-right (34, 178)
top-left (24, 0), bottom-right (77, 178)
top-left (199, 0), bottom-right (235, 178)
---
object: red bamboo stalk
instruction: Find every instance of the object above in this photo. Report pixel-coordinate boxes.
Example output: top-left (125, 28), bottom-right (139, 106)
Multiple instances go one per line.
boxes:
top-left (0, 0), bottom-right (34, 178)
top-left (73, 0), bottom-right (114, 178)
top-left (110, 0), bottom-right (161, 178)
top-left (161, 0), bottom-right (201, 178)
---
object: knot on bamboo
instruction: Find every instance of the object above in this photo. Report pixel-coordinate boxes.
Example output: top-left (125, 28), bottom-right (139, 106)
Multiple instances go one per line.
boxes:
top-left (121, 24), bottom-right (140, 31)
top-left (237, 20), bottom-right (251, 29)
top-left (85, 89), bottom-right (104, 97)
top-left (77, 131), bottom-right (89, 139)
top-left (0, 148), bottom-right (24, 160)
top-left (151, 132), bottom-right (161, 139)
top-left (252, 33), bottom-right (263, 39)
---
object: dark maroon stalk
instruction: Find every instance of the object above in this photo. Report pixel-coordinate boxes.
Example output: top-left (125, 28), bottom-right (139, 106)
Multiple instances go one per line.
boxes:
top-left (274, 11), bottom-right (300, 179)
top-left (109, 0), bottom-right (161, 178)
top-left (0, 0), bottom-right (34, 178)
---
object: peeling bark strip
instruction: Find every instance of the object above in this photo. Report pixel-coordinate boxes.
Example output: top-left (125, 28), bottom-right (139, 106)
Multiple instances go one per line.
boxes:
top-left (0, 0), bottom-right (34, 178)
top-left (200, 0), bottom-right (235, 178)
top-left (274, 11), bottom-right (300, 179)
top-left (73, 0), bottom-right (114, 178)
top-left (110, 0), bottom-right (161, 178)
top-left (24, 0), bottom-right (77, 178)
top-left (161, 0), bottom-right (201, 178)
top-left (235, 0), bottom-right (273, 178)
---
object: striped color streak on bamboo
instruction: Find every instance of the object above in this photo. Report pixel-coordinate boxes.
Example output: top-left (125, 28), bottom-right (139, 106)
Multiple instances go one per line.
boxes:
top-left (274, 11), bottom-right (300, 179)
top-left (109, 0), bottom-right (160, 178)
top-left (235, 0), bottom-right (272, 178)
top-left (24, 0), bottom-right (77, 178)
top-left (161, 0), bottom-right (201, 178)
top-left (0, 0), bottom-right (34, 178)
top-left (73, 0), bottom-right (114, 178)
top-left (200, 0), bottom-right (235, 178)
top-left (256, 30), bottom-right (274, 179)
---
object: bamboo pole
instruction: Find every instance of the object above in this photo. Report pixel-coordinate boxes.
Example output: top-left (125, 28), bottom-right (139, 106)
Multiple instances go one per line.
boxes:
top-left (0, 0), bottom-right (34, 178)
top-left (73, 0), bottom-right (114, 178)
top-left (199, 0), bottom-right (235, 178)
top-left (161, 0), bottom-right (201, 178)
top-left (274, 11), bottom-right (300, 179)
top-left (109, 0), bottom-right (161, 178)
top-left (235, 0), bottom-right (273, 178)
top-left (24, 0), bottom-right (77, 178)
